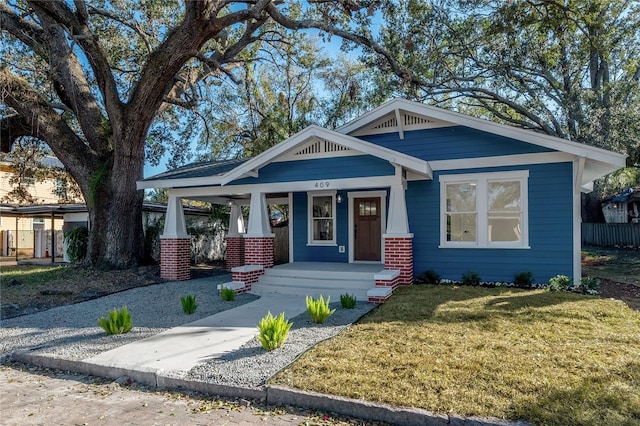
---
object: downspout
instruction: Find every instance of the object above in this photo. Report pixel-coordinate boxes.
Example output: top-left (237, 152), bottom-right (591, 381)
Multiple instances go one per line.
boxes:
top-left (573, 156), bottom-right (586, 282)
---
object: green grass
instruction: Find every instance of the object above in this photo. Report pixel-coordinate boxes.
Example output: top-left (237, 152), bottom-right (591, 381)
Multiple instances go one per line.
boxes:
top-left (1, 265), bottom-right (71, 285)
top-left (272, 285), bottom-right (640, 425)
top-left (582, 246), bottom-right (640, 285)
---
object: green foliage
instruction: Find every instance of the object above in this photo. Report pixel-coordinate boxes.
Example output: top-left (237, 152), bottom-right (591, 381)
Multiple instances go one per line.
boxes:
top-left (220, 287), bottom-right (235, 301)
top-left (340, 293), bottom-right (357, 309)
top-left (548, 275), bottom-right (573, 292)
top-left (180, 294), bottom-right (198, 314)
top-left (514, 271), bottom-right (534, 287)
top-left (577, 277), bottom-right (601, 295)
top-left (306, 295), bottom-right (336, 324)
top-left (461, 271), bottom-right (482, 286)
top-left (64, 226), bottom-right (88, 263)
top-left (97, 306), bottom-right (132, 335)
top-left (416, 270), bottom-right (441, 285)
top-left (256, 311), bottom-right (292, 351)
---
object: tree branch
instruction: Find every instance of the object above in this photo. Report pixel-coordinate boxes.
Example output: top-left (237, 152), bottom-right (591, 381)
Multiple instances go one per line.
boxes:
top-left (0, 68), bottom-right (97, 184)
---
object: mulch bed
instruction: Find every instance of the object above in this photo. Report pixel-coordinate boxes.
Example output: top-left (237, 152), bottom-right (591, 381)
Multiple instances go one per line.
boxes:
top-left (599, 279), bottom-right (640, 310)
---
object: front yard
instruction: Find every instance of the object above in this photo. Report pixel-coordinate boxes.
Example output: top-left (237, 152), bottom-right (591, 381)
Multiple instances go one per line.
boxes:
top-left (272, 285), bottom-right (640, 426)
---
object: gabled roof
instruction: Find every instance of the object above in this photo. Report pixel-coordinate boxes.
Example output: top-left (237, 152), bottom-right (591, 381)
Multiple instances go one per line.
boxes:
top-left (139, 125), bottom-right (432, 189)
top-left (337, 98), bottom-right (627, 173)
top-left (138, 98), bottom-right (626, 191)
top-left (219, 125), bottom-right (432, 185)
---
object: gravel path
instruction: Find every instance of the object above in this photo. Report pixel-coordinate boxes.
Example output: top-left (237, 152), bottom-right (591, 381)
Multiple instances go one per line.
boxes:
top-left (1, 277), bottom-right (376, 389)
top-left (187, 302), bottom-right (376, 388)
top-left (0, 276), bottom-right (257, 360)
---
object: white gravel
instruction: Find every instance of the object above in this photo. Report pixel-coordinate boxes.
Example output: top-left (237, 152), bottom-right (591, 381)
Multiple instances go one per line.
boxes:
top-left (186, 302), bottom-right (376, 388)
top-left (0, 277), bottom-right (376, 389)
top-left (0, 277), bottom-right (257, 360)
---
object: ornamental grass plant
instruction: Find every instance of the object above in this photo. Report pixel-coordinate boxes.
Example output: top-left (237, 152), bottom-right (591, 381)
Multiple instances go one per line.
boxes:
top-left (272, 285), bottom-right (640, 426)
top-left (306, 295), bottom-right (336, 323)
top-left (256, 311), bottom-right (292, 351)
top-left (97, 306), bottom-right (132, 335)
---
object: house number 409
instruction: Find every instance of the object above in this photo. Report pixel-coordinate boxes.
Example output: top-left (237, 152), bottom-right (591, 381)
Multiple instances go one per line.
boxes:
top-left (314, 181), bottom-right (330, 188)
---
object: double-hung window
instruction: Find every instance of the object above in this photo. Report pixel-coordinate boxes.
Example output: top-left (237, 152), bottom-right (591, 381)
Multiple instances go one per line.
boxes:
top-left (440, 171), bottom-right (529, 248)
top-left (308, 191), bottom-right (336, 245)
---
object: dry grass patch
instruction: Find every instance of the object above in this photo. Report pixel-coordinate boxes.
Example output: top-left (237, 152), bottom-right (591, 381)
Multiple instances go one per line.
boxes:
top-left (271, 286), bottom-right (640, 426)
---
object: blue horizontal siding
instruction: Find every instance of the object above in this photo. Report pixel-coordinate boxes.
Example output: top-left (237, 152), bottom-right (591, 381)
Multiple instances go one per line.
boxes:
top-left (230, 155), bottom-right (394, 186)
top-left (291, 192), bottom-right (349, 262)
top-left (408, 162), bottom-right (574, 284)
top-left (360, 126), bottom-right (554, 161)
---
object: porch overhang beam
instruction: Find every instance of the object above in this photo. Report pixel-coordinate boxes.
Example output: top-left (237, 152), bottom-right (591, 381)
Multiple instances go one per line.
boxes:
top-left (169, 175), bottom-right (401, 200)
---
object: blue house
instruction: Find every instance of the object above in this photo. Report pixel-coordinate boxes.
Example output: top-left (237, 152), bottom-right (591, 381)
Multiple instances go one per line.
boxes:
top-left (138, 99), bottom-right (626, 302)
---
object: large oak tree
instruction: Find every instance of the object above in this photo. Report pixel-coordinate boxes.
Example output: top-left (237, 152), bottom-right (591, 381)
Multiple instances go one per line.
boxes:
top-left (0, 0), bottom-right (386, 268)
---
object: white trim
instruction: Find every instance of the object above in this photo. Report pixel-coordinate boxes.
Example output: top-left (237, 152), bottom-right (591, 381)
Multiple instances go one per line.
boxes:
top-left (439, 170), bottom-right (529, 249)
top-left (307, 190), bottom-right (337, 246)
top-left (347, 190), bottom-right (387, 263)
top-left (169, 176), bottom-right (396, 200)
top-left (219, 125), bottom-right (432, 185)
top-left (288, 192), bottom-right (294, 263)
top-left (573, 160), bottom-right (582, 282)
top-left (430, 152), bottom-right (574, 171)
top-left (337, 98), bottom-right (626, 168)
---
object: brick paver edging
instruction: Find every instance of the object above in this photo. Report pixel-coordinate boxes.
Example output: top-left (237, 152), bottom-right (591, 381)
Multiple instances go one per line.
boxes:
top-left (13, 352), bottom-right (531, 426)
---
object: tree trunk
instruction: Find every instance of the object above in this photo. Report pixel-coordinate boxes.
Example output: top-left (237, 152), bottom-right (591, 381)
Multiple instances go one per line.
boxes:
top-left (85, 148), bottom-right (146, 268)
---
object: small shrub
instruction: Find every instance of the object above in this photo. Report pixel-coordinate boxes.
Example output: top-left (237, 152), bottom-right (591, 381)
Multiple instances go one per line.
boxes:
top-left (577, 276), bottom-right (600, 295)
top-left (340, 293), bottom-right (357, 309)
top-left (461, 271), bottom-right (482, 286)
top-left (416, 270), bottom-right (441, 285)
top-left (180, 294), bottom-right (198, 314)
top-left (256, 311), bottom-right (292, 351)
top-left (306, 295), bottom-right (336, 323)
top-left (97, 306), bottom-right (132, 335)
top-left (64, 226), bottom-right (88, 263)
top-left (220, 287), bottom-right (236, 301)
top-left (514, 271), bottom-right (534, 287)
top-left (548, 274), bottom-right (573, 291)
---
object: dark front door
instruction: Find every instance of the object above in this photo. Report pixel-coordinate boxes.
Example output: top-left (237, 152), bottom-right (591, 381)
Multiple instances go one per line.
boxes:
top-left (354, 197), bottom-right (381, 261)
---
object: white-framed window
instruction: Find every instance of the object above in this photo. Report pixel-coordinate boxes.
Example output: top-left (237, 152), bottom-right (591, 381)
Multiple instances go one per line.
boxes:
top-left (308, 191), bottom-right (337, 245)
top-left (440, 170), bottom-right (529, 248)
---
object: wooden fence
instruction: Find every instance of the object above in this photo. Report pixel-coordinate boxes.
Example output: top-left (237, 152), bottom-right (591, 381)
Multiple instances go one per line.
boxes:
top-left (582, 223), bottom-right (640, 247)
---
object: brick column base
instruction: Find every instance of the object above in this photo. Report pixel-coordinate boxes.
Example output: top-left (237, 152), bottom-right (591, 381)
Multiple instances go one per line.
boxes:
top-left (384, 236), bottom-right (414, 286)
top-left (225, 236), bottom-right (245, 271)
top-left (244, 236), bottom-right (274, 269)
top-left (160, 238), bottom-right (191, 281)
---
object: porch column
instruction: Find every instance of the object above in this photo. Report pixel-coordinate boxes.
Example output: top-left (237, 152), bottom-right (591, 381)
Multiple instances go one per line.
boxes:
top-left (160, 196), bottom-right (191, 281)
top-left (244, 191), bottom-right (274, 269)
top-left (225, 203), bottom-right (245, 271)
top-left (384, 183), bottom-right (414, 286)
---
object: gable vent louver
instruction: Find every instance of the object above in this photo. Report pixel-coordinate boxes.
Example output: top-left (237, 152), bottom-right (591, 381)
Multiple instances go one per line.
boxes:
top-left (404, 114), bottom-right (433, 126)
top-left (293, 139), bottom-right (352, 156)
top-left (372, 117), bottom-right (398, 130)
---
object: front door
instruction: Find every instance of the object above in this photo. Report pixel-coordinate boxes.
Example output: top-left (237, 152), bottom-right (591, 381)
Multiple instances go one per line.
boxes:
top-left (354, 197), bottom-right (381, 261)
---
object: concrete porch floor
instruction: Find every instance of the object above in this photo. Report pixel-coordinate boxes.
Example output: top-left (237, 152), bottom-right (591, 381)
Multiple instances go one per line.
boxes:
top-left (271, 262), bottom-right (384, 273)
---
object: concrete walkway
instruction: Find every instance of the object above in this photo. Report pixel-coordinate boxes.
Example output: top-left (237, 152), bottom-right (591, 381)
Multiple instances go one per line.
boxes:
top-left (86, 294), bottom-right (307, 378)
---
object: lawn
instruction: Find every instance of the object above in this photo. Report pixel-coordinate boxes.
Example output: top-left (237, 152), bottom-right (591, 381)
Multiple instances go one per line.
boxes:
top-left (582, 246), bottom-right (640, 285)
top-left (271, 285), bottom-right (640, 426)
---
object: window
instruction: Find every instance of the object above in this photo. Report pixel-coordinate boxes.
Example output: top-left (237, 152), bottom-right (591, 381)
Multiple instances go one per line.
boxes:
top-left (308, 191), bottom-right (336, 245)
top-left (440, 171), bottom-right (528, 248)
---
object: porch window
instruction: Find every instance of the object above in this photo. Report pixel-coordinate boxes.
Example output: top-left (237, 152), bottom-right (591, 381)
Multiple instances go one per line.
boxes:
top-left (440, 171), bottom-right (529, 248)
top-left (308, 191), bottom-right (336, 245)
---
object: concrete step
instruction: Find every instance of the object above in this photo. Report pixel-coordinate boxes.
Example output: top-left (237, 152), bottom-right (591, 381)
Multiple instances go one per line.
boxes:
top-left (257, 275), bottom-right (374, 289)
top-left (251, 283), bottom-right (369, 301)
